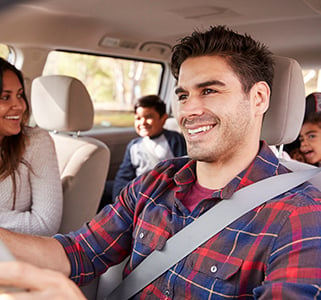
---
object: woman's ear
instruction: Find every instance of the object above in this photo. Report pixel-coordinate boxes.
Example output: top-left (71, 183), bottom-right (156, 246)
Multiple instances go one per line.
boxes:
top-left (251, 81), bottom-right (270, 116)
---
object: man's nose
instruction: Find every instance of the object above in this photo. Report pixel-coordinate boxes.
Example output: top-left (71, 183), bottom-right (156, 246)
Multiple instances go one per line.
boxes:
top-left (179, 95), bottom-right (204, 116)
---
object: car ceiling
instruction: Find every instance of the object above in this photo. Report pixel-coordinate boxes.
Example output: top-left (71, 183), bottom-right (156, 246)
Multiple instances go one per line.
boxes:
top-left (0, 0), bottom-right (321, 67)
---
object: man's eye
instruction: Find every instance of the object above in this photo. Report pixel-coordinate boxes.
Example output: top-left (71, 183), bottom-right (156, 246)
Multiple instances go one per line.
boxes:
top-left (177, 94), bottom-right (188, 101)
top-left (308, 134), bottom-right (316, 139)
top-left (202, 88), bottom-right (216, 95)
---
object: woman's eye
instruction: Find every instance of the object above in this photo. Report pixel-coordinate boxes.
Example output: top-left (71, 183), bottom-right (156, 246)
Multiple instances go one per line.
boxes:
top-left (0, 95), bottom-right (9, 100)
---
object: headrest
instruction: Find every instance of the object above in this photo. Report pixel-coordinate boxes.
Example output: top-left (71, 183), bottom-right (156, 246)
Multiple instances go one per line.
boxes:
top-left (305, 92), bottom-right (321, 117)
top-left (261, 56), bottom-right (305, 145)
top-left (31, 75), bottom-right (94, 132)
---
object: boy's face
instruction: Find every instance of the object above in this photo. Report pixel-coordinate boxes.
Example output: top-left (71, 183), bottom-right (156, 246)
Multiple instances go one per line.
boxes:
top-left (134, 106), bottom-right (167, 137)
top-left (299, 123), bottom-right (321, 164)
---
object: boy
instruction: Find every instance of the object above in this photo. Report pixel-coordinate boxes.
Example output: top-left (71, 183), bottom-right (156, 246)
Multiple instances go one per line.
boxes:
top-left (100, 94), bottom-right (186, 207)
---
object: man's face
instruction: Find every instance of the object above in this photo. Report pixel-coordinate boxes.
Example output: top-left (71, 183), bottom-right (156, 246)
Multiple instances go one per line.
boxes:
top-left (299, 122), bottom-right (321, 164)
top-left (134, 106), bottom-right (167, 137)
top-left (175, 55), bottom-right (257, 163)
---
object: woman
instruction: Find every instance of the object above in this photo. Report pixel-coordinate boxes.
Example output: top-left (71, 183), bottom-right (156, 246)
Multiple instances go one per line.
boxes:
top-left (0, 58), bottom-right (62, 235)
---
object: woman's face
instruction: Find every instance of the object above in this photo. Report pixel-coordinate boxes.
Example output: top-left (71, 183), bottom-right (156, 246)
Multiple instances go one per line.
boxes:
top-left (0, 70), bottom-right (27, 145)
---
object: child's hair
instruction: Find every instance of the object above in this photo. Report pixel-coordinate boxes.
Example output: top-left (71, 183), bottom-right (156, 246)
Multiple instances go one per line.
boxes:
top-left (134, 95), bottom-right (166, 117)
top-left (303, 111), bottom-right (321, 127)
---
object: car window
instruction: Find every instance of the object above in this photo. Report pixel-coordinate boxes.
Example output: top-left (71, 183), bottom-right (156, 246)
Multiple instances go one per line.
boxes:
top-left (303, 69), bottom-right (321, 96)
top-left (43, 50), bottom-right (164, 129)
top-left (0, 44), bottom-right (12, 61)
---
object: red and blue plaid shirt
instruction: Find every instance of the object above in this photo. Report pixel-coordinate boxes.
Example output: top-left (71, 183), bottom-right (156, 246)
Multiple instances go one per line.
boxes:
top-left (55, 142), bottom-right (321, 299)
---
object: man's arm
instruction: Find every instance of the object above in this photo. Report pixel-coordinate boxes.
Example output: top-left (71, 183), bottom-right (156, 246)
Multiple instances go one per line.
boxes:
top-left (0, 228), bottom-right (70, 276)
top-left (254, 195), bottom-right (321, 298)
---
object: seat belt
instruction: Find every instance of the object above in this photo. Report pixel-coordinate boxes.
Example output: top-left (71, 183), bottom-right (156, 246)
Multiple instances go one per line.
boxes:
top-left (106, 167), bottom-right (321, 300)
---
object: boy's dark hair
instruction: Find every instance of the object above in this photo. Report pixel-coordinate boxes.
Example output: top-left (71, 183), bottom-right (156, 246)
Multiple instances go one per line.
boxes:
top-left (134, 95), bottom-right (166, 116)
top-left (171, 25), bottom-right (274, 94)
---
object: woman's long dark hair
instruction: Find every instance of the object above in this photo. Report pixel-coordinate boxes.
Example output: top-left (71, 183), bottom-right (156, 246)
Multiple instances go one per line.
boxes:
top-left (0, 58), bottom-right (30, 209)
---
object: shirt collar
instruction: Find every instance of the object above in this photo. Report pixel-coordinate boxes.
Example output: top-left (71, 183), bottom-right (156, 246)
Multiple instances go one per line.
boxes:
top-left (174, 141), bottom-right (280, 200)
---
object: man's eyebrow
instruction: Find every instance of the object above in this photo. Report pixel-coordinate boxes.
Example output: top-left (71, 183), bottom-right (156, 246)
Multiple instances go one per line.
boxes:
top-left (174, 87), bottom-right (186, 95)
top-left (175, 80), bottom-right (226, 95)
top-left (196, 80), bottom-right (225, 89)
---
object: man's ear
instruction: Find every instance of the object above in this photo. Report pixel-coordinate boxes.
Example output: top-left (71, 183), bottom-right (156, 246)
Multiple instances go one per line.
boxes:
top-left (251, 81), bottom-right (270, 116)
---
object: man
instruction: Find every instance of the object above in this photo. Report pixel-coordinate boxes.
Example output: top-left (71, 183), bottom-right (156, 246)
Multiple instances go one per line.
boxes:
top-left (100, 94), bottom-right (186, 208)
top-left (1, 25), bottom-right (321, 299)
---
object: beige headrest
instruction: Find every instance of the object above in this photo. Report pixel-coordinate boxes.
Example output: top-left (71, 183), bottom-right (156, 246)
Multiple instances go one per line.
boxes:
top-left (31, 75), bottom-right (94, 132)
top-left (261, 56), bottom-right (305, 145)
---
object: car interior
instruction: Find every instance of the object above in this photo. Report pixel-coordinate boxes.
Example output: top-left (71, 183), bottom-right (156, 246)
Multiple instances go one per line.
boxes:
top-left (0, 0), bottom-right (321, 298)
top-left (31, 74), bottom-right (111, 233)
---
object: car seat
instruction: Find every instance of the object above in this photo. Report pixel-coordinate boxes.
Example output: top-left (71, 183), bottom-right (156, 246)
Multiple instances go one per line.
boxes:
top-left (31, 75), bottom-right (111, 234)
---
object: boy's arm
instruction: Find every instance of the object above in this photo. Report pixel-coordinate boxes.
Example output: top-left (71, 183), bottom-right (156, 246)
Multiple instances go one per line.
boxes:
top-left (113, 143), bottom-right (136, 199)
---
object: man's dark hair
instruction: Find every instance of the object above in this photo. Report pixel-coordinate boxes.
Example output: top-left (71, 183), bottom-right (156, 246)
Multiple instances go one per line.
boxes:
top-left (134, 95), bottom-right (166, 116)
top-left (171, 25), bottom-right (274, 94)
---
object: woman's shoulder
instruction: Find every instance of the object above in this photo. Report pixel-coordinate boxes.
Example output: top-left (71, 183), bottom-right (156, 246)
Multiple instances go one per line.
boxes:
top-left (23, 126), bottom-right (53, 147)
top-left (23, 126), bottom-right (50, 138)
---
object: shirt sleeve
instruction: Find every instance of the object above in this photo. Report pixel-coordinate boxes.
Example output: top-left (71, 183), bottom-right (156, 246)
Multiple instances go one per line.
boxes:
top-left (54, 194), bottom-right (135, 285)
top-left (253, 192), bottom-right (321, 298)
top-left (0, 127), bottom-right (63, 236)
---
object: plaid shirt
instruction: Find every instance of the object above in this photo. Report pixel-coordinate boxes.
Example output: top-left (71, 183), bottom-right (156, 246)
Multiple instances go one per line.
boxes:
top-left (55, 142), bottom-right (321, 299)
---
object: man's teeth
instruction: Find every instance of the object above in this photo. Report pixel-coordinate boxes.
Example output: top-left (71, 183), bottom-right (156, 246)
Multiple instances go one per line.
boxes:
top-left (5, 116), bottom-right (19, 120)
top-left (188, 125), bottom-right (213, 135)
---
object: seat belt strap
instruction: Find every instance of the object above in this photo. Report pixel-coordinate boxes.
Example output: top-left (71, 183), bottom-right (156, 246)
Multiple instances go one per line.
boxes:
top-left (106, 167), bottom-right (321, 300)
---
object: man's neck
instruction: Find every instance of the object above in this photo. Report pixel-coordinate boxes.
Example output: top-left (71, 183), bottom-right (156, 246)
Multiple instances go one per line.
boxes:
top-left (196, 143), bottom-right (260, 190)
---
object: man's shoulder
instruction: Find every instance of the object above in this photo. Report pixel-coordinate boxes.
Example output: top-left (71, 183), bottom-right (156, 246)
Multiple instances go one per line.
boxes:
top-left (267, 181), bottom-right (321, 209)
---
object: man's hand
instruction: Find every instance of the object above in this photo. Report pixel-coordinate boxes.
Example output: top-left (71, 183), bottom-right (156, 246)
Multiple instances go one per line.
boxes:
top-left (0, 261), bottom-right (86, 299)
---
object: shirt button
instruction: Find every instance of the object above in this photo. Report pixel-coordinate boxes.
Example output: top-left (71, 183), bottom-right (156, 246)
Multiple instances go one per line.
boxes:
top-left (164, 289), bottom-right (170, 296)
top-left (139, 232), bottom-right (144, 239)
top-left (210, 265), bottom-right (218, 273)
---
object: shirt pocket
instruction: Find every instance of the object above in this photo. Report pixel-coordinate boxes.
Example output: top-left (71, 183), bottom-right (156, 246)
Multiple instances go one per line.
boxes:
top-left (131, 222), bottom-right (171, 267)
top-left (184, 251), bottom-right (244, 296)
